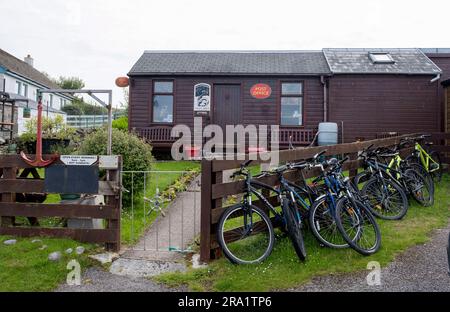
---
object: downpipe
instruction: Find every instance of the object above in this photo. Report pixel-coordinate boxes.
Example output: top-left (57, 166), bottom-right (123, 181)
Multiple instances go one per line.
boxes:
top-left (447, 232), bottom-right (450, 276)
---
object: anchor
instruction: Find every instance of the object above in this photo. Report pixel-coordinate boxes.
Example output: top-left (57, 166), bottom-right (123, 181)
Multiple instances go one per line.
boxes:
top-left (20, 95), bottom-right (58, 167)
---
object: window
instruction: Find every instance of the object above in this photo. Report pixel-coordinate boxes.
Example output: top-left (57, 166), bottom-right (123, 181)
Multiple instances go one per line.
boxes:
top-left (152, 81), bottom-right (173, 123)
top-left (49, 94), bottom-right (53, 108)
top-left (280, 82), bottom-right (303, 126)
top-left (22, 84), bottom-right (28, 97)
top-left (369, 52), bottom-right (394, 64)
top-left (16, 81), bottom-right (21, 95)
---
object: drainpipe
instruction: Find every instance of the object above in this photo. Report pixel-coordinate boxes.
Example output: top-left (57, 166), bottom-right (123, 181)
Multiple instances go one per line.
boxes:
top-left (320, 76), bottom-right (328, 122)
top-left (430, 74), bottom-right (441, 83)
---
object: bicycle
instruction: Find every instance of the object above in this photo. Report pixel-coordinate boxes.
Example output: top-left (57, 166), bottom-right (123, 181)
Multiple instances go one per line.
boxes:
top-left (354, 144), bottom-right (409, 220)
top-left (217, 160), bottom-right (284, 264)
top-left (403, 134), bottom-right (443, 183)
top-left (312, 156), bottom-right (382, 255)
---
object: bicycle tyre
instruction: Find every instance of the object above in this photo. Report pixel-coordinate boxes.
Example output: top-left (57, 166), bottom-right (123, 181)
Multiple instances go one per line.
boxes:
top-left (404, 168), bottom-right (434, 207)
top-left (282, 197), bottom-right (306, 261)
top-left (309, 195), bottom-right (349, 249)
top-left (217, 204), bottom-right (274, 265)
top-left (361, 176), bottom-right (409, 220)
top-left (335, 197), bottom-right (381, 256)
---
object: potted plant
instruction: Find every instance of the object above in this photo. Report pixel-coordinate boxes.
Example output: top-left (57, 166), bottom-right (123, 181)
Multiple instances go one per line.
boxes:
top-left (19, 115), bottom-right (77, 154)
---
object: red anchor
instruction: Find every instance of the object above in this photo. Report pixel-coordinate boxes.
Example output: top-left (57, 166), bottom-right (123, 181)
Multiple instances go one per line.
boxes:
top-left (20, 96), bottom-right (58, 167)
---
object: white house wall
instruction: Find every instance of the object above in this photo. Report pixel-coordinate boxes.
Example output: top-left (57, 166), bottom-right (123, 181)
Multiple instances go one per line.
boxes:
top-left (17, 106), bottom-right (67, 136)
top-left (2, 73), bottom-right (70, 111)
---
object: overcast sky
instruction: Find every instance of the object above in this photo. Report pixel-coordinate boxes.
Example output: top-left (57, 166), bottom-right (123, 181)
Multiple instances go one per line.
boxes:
top-left (1, 0), bottom-right (449, 107)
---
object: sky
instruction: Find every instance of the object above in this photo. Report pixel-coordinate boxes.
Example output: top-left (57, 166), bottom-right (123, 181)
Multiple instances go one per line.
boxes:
top-left (1, 0), bottom-right (449, 107)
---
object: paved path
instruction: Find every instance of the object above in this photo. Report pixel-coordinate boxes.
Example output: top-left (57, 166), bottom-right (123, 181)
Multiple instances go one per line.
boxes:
top-left (122, 176), bottom-right (201, 262)
top-left (291, 222), bottom-right (450, 292)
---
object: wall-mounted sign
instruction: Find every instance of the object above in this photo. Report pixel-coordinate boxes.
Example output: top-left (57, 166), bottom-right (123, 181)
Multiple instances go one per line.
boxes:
top-left (250, 83), bottom-right (272, 99)
top-left (194, 83), bottom-right (211, 112)
top-left (60, 155), bottom-right (98, 166)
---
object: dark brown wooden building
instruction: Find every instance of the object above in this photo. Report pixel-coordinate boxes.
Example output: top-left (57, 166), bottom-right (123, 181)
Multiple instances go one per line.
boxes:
top-left (127, 49), bottom-right (449, 150)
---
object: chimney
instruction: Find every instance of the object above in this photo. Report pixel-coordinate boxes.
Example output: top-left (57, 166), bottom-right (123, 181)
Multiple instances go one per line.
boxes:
top-left (24, 54), bottom-right (34, 67)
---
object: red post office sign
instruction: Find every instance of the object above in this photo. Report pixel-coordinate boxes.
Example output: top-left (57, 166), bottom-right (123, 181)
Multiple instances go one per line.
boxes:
top-left (250, 83), bottom-right (272, 99)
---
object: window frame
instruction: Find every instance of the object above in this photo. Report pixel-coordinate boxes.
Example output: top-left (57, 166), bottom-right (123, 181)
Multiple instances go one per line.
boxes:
top-left (152, 80), bottom-right (175, 124)
top-left (16, 81), bottom-right (21, 95)
top-left (369, 52), bottom-right (395, 64)
top-left (22, 84), bottom-right (28, 97)
top-left (279, 80), bottom-right (304, 127)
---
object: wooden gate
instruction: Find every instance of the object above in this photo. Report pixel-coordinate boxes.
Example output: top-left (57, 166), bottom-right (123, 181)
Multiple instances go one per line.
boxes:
top-left (0, 155), bottom-right (122, 251)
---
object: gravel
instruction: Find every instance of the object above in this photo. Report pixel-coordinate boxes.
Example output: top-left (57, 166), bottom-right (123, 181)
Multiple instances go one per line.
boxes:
top-left (290, 224), bottom-right (450, 292)
top-left (56, 267), bottom-right (186, 292)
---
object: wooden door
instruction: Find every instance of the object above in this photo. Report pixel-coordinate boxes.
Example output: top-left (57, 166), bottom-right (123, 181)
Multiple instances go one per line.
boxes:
top-left (213, 84), bottom-right (241, 129)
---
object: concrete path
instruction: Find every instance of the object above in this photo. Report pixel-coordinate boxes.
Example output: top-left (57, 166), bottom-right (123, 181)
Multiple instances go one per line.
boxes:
top-left (122, 176), bottom-right (201, 262)
top-left (290, 222), bottom-right (450, 292)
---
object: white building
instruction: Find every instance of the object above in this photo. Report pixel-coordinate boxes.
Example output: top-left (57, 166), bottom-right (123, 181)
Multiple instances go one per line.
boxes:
top-left (0, 48), bottom-right (72, 136)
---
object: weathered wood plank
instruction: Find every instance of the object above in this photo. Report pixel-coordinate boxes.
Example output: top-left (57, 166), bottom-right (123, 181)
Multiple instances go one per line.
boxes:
top-left (0, 180), bottom-right (118, 195)
top-left (0, 227), bottom-right (117, 243)
top-left (0, 203), bottom-right (119, 219)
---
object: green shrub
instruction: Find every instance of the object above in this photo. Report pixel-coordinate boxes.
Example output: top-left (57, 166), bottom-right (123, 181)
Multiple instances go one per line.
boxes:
top-left (77, 127), bottom-right (154, 206)
top-left (112, 117), bottom-right (128, 131)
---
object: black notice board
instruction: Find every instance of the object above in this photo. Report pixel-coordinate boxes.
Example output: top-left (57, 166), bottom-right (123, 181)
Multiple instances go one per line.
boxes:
top-left (44, 165), bottom-right (99, 194)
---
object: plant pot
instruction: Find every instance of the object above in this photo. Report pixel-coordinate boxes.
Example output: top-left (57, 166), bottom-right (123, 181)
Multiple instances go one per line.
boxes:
top-left (25, 139), bottom-right (70, 154)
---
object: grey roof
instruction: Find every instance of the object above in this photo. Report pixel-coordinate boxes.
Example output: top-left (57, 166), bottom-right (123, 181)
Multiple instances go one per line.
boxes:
top-left (0, 49), bottom-right (60, 89)
top-left (323, 48), bottom-right (441, 75)
top-left (128, 51), bottom-right (331, 76)
top-left (421, 48), bottom-right (450, 54)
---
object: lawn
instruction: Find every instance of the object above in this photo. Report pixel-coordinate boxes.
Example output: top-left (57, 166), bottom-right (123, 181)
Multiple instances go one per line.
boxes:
top-left (121, 161), bottom-right (200, 245)
top-left (155, 174), bottom-right (450, 292)
top-left (0, 236), bottom-right (94, 292)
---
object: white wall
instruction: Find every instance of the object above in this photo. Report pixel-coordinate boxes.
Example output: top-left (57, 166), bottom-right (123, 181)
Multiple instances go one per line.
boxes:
top-left (17, 106), bottom-right (67, 136)
top-left (2, 73), bottom-right (71, 111)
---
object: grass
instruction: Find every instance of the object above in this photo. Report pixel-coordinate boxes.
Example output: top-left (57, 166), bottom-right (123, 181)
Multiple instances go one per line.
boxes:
top-left (155, 174), bottom-right (450, 292)
top-left (0, 236), bottom-right (94, 292)
top-left (121, 161), bottom-right (200, 245)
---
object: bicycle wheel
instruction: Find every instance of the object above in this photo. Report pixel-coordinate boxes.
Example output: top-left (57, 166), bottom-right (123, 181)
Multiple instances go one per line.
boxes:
top-left (361, 176), bottom-right (409, 220)
top-left (282, 197), bottom-right (306, 261)
top-left (309, 195), bottom-right (349, 249)
top-left (407, 163), bottom-right (434, 194)
top-left (404, 168), bottom-right (434, 207)
top-left (217, 204), bottom-right (274, 265)
top-left (335, 197), bottom-right (381, 256)
top-left (429, 151), bottom-right (443, 183)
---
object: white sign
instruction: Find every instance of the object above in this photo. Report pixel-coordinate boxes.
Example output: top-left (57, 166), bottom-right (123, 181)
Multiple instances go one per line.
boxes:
top-left (60, 155), bottom-right (98, 166)
top-left (194, 83), bottom-right (211, 112)
top-left (99, 155), bottom-right (119, 169)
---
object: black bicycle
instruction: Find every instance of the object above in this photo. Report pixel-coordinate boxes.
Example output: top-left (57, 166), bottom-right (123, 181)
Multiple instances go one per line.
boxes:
top-left (217, 160), bottom-right (288, 264)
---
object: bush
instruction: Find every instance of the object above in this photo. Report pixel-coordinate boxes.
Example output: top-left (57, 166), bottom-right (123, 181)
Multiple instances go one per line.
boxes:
top-left (77, 127), bottom-right (154, 206)
top-left (112, 117), bottom-right (128, 131)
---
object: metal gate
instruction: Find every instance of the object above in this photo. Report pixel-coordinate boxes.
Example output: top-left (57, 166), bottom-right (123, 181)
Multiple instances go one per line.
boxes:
top-left (120, 169), bottom-right (201, 260)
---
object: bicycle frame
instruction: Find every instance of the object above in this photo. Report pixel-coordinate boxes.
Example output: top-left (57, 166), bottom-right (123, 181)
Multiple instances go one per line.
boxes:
top-left (415, 143), bottom-right (440, 173)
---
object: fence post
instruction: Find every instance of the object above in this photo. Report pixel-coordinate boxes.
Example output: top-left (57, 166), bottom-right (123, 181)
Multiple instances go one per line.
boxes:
top-left (200, 159), bottom-right (212, 262)
top-left (0, 167), bottom-right (16, 226)
top-left (105, 156), bottom-right (122, 252)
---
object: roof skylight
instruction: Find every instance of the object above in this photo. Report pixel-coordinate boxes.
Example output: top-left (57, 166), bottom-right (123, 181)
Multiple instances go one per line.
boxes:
top-left (369, 52), bottom-right (395, 64)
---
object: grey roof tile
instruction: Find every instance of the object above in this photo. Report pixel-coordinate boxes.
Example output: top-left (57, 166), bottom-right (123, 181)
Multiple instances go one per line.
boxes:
top-left (0, 49), bottom-right (60, 88)
top-left (323, 48), bottom-right (441, 75)
top-left (128, 51), bottom-right (331, 76)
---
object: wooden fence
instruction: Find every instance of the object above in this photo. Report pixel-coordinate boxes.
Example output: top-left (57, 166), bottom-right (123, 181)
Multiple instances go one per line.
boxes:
top-left (200, 132), bottom-right (450, 262)
top-left (0, 155), bottom-right (122, 251)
